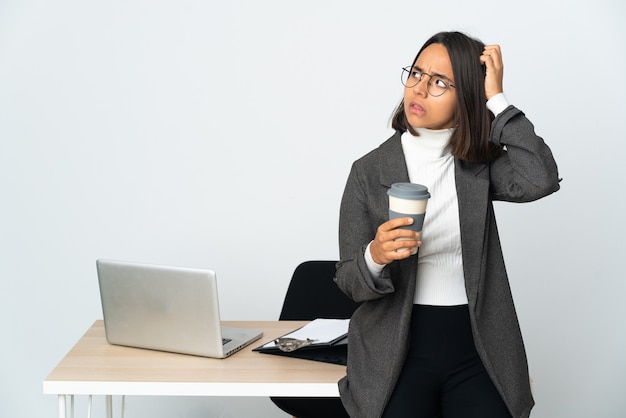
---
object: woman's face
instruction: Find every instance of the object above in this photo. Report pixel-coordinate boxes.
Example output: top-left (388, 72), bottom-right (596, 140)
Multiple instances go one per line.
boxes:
top-left (403, 43), bottom-right (457, 130)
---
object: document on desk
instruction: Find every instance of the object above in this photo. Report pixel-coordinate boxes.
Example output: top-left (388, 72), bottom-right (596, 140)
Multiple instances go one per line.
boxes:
top-left (254, 319), bottom-right (349, 365)
top-left (259, 318), bottom-right (349, 349)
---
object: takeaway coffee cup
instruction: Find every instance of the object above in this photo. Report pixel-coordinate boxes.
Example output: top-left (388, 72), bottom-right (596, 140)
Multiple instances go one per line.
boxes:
top-left (387, 182), bottom-right (431, 253)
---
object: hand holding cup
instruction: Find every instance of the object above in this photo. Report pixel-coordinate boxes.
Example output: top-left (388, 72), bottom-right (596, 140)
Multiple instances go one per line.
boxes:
top-left (370, 217), bottom-right (421, 265)
top-left (388, 182), bottom-right (430, 254)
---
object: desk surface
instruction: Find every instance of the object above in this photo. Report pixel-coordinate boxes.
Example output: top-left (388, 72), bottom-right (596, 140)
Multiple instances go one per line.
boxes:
top-left (43, 320), bottom-right (346, 397)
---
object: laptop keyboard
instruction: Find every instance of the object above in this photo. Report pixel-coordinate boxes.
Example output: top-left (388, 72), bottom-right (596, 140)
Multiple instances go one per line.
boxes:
top-left (222, 338), bottom-right (232, 345)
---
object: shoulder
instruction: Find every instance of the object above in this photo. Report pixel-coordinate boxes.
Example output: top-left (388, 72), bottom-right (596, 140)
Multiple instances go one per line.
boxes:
top-left (352, 131), bottom-right (403, 168)
top-left (345, 131), bottom-right (409, 192)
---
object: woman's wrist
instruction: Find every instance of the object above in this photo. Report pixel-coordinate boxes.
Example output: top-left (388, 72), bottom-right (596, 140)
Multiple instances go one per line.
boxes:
top-left (365, 242), bottom-right (386, 278)
top-left (486, 92), bottom-right (509, 116)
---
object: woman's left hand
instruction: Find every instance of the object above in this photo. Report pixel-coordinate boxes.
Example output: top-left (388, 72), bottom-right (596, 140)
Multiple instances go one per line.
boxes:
top-left (480, 44), bottom-right (504, 100)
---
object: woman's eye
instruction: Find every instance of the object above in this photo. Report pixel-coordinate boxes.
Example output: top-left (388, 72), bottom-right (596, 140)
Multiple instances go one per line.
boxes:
top-left (433, 78), bottom-right (448, 88)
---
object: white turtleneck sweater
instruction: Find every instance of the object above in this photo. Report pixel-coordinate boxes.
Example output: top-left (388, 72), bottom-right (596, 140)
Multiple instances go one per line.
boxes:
top-left (364, 94), bottom-right (509, 306)
top-left (402, 127), bottom-right (467, 305)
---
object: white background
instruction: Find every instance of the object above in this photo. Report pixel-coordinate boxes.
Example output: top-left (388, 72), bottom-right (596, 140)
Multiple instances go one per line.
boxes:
top-left (1, 1), bottom-right (624, 417)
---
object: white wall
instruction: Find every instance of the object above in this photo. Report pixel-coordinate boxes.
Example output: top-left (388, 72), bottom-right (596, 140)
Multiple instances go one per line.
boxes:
top-left (1, 1), bottom-right (624, 417)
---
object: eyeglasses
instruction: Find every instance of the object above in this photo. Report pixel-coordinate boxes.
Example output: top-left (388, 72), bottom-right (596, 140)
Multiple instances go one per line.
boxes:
top-left (401, 66), bottom-right (455, 97)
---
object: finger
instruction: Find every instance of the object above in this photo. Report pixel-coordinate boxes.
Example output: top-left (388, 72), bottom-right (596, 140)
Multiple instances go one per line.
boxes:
top-left (373, 227), bottom-right (419, 249)
top-left (482, 45), bottom-right (503, 67)
top-left (371, 231), bottom-right (421, 264)
top-left (483, 44), bottom-right (501, 54)
top-left (483, 44), bottom-right (501, 55)
top-left (379, 217), bottom-right (415, 232)
top-left (389, 228), bottom-right (420, 241)
top-left (387, 238), bottom-right (421, 259)
top-left (371, 237), bottom-right (414, 264)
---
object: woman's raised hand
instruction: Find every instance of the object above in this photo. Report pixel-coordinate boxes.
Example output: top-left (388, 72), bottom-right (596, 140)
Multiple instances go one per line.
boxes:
top-left (480, 44), bottom-right (504, 100)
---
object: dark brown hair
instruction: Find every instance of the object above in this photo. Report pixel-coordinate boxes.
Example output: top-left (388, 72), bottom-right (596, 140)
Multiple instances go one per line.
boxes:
top-left (391, 31), bottom-right (503, 163)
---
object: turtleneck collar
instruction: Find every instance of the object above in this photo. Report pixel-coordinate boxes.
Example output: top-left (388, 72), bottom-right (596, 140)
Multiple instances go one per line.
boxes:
top-left (401, 127), bottom-right (455, 159)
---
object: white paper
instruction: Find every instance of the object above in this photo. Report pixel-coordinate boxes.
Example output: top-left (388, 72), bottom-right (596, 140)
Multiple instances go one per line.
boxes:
top-left (261, 318), bottom-right (349, 348)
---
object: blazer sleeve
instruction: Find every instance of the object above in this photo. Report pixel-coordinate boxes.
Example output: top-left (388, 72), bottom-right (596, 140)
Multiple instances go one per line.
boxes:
top-left (335, 160), bottom-right (396, 303)
top-left (489, 105), bottom-right (561, 202)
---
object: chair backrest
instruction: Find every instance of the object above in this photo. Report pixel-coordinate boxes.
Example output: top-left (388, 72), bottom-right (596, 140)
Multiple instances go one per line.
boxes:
top-left (279, 260), bottom-right (361, 321)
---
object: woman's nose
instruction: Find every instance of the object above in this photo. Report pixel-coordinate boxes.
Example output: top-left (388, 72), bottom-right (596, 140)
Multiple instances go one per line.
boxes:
top-left (412, 76), bottom-right (429, 96)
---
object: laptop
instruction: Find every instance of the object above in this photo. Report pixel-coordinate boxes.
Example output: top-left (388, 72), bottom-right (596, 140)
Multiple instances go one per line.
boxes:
top-left (96, 259), bottom-right (263, 358)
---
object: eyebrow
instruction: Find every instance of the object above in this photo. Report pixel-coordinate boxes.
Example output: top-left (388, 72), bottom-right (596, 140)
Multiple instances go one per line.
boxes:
top-left (412, 65), bottom-right (453, 82)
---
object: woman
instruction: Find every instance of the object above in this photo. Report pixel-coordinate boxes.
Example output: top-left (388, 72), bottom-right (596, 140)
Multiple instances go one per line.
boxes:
top-left (335, 31), bottom-right (560, 418)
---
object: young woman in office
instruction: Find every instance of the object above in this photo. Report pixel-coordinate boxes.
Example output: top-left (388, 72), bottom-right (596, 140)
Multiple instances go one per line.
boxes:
top-left (335, 31), bottom-right (560, 418)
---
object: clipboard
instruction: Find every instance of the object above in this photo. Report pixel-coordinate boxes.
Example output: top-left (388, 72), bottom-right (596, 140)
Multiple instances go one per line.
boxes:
top-left (253, 319), bottom-right (349, 365)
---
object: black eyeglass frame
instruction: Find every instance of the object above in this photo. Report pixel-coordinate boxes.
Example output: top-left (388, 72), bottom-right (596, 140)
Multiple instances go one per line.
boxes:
top-left (401, 66), bottom-right (456, 97)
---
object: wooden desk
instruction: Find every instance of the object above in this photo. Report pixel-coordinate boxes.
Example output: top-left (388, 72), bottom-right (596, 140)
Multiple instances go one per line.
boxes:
top-left (44, 320), bottom-right (346, 418)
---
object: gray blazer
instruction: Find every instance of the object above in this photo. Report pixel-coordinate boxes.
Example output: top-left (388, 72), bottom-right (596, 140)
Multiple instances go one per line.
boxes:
top-left (336, 105), bottom-right (560, 418)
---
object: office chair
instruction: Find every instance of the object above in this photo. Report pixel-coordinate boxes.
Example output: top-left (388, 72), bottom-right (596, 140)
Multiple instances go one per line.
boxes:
top-left (270, 260), bottom-right (360, 418)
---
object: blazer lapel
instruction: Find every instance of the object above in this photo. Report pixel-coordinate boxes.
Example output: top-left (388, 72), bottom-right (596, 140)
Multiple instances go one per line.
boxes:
top-left (455, 159), bottom-right (490, 310)
top-left (378, 131), bottom-right (410, 187)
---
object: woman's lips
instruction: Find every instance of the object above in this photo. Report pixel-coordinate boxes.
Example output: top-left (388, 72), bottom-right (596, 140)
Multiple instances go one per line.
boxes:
top-left (408, 102), bottom-right (426, 116)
